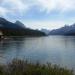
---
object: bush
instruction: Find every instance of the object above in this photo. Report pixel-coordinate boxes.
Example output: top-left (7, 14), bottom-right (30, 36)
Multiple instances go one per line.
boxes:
top-left (0, 59), bottom-right (74, 75)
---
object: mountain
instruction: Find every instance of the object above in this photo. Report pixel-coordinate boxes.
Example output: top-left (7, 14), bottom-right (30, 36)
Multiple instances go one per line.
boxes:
top-left (0, 17), bottom-right (46, 36)
top-left (0, 17), bottom-right (25, 29)
top-left (41, 29), bottom-right (50, 35)
top-left (15, 21), bottom-right (26, 28)
top-left (49, 24), bottom-right (75, 35)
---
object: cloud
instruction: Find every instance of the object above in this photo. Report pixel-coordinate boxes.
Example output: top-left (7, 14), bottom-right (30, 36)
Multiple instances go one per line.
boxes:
top-left (0, 0), bottom-right (75, 14)
top-left (0, 0), bottom-right (4, 4)
top-left (0, 0), bottom-right (30, 17)
top-left (6, 0), bottom-right (28, 12)
top-left (23, 20), bottom-right (66, 30)
top-left (0, 0), bottom-right (75, 29)
top-left (57, 0), bottom-right (75, 13)
top-left (0, 7), bottom-right (8, 17)
top-left (34, 0), bottom-right (75, 13)
top-left (0, 0), bottom-right (75, 16)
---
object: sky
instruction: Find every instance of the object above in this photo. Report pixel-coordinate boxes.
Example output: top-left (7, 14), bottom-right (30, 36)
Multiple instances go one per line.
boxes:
top-left (0, 0), bottom-right (75, 30)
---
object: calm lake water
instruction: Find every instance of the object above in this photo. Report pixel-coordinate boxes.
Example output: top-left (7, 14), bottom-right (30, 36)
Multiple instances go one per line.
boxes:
top-left (0, 36), bottom-right (75, 70)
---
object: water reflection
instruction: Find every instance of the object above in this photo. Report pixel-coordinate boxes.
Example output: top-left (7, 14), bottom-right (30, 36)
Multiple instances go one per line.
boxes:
top-left (0, 37), bottom-right (25, 63)
top-left (0, 36), bottom-right (75, 70)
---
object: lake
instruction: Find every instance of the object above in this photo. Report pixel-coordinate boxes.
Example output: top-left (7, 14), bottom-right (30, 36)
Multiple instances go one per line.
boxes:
top-left (0, 36), bottom-right (75, 70)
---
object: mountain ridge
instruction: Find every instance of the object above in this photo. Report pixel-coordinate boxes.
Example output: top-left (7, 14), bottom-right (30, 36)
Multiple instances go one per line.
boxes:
top-left (49, 24), bottom-right (75, 35)
top-left (0, 17), bottom-right (46, 36)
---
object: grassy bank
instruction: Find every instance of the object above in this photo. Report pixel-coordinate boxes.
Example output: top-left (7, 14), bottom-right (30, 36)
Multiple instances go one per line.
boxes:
top-left (0, 59), bottom-right (74, 75)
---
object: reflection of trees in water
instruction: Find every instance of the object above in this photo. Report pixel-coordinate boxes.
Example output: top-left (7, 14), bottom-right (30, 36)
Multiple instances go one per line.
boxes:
top-left (0, 37), bottom-right (25, 62)
top-left (14, 37), bottom-right (25, 58)
top-left (0, 39), bottom-right (15, 63)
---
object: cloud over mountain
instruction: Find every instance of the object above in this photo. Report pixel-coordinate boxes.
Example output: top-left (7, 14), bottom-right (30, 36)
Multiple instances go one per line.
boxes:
top-left (0, 0), bottom-right (75, 29)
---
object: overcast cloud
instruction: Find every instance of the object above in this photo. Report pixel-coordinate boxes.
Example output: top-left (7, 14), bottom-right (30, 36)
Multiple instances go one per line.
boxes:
top-left (0, 0), bottom-right (75, 29)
